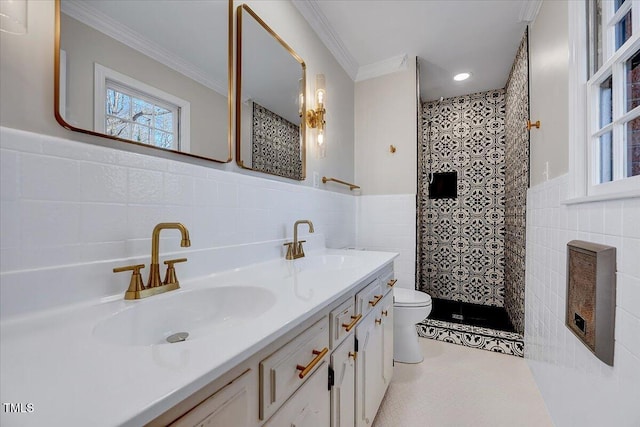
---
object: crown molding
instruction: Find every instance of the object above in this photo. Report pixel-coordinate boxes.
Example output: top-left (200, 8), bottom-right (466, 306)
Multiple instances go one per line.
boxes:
top-left (60, 0), bottom-right (226, 96)
top-left (518, 0), bottom-right (542, 23)
top-left (355, 54), bottom-right (409, 82)
top-left (292, 0), bottom-right (359, 80)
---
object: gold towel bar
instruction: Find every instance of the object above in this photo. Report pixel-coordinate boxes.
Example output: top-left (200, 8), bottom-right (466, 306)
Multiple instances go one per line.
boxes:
top-left (321, 176), bottom-right (360, 191)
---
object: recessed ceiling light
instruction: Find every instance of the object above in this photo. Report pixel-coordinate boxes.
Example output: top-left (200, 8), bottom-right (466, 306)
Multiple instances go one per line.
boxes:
top-left (453, 72), bottom-right (471, 81)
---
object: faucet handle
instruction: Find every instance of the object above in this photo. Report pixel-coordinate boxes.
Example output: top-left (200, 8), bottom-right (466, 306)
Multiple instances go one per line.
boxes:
top-left (163, 258), bottom-right (187, 287)
top-left (283, 242), bottom-right (294, 260)
top-left (296, 240), bottom-right (307, 258)
top-left (113, 264), bottom-right (146, 299)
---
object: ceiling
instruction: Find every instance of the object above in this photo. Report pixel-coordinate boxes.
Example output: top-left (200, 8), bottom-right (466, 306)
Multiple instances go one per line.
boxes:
top-left (293, 0), bottom-right (541, 102)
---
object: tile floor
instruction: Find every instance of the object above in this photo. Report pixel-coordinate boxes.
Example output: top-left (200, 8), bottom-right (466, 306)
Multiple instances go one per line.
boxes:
top-left (373, 339), bottom-right (553, 427)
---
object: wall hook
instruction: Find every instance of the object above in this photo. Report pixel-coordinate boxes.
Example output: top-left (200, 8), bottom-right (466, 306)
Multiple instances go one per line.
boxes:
top-left (527, 120), bottom-right (541, 130)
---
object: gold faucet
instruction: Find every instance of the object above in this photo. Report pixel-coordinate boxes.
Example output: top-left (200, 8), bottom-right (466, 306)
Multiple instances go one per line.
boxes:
top-left (113, 222), bottom-right (191, 300)
top-left (284, 220), bottom-right (314, 260)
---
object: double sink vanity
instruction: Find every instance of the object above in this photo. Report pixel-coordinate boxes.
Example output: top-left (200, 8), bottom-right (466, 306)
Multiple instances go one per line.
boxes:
top-left (0, 222), bottom-right (398, 427)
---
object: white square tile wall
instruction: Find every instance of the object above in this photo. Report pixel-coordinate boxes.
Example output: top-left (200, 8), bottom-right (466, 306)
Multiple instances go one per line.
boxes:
top-left (0, 127), bottom-right (356, 316)
top-left (525, 174), bottom-right (640, 426)
top-left (356, 194), bottom-right (416, 290)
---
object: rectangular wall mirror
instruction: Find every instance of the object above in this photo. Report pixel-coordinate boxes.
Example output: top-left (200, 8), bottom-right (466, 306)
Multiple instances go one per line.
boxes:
top-left (55, 0), bottom-right (232, 163)
top-left (235, 4), bottom-right (306, 180)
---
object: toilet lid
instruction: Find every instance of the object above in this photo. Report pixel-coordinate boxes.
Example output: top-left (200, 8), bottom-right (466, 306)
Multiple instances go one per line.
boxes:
top-left (393, 288), bottom-right (432, 307)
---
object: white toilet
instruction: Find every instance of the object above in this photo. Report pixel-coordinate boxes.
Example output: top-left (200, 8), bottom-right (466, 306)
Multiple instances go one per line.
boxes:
top-left (393, 287), bottom-right (432, 363)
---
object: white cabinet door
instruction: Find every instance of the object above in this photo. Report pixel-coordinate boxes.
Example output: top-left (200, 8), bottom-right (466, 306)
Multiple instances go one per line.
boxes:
top-left (354, 309), bottom-right (384, 427)
top-left (170, 370), bottom-right (251, 427)
top-left (264, 362), bottom-right (330, 427)
top-left (331, 335), bottom-right (356, 427)
top-left (380, 292), bottom-right (394, 389)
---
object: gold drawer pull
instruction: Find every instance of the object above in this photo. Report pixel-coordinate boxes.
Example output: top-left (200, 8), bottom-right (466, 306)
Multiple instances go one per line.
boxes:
top-left (375, 318), bottom-right (382, 325)
top-left (342, 314), bottom-right (362, 332)
top-left (382, 310), bottom-right (388, 317)
top-left (387, 279), bottom-right (397, 287)
top-left (296, 347), bottom-right (328, 379)
top-left (369, 294), bottom-right (383, 307)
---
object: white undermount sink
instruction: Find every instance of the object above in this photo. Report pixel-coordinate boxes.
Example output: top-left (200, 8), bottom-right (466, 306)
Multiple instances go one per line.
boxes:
top-left (92, 286), bottom-right (276, 346)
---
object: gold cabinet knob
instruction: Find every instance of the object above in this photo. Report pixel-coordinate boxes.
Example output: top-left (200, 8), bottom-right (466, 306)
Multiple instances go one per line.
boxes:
top-left (382, 310), bottom-right (388, 317)
top-left (375, 318), bottom-right (382, 325)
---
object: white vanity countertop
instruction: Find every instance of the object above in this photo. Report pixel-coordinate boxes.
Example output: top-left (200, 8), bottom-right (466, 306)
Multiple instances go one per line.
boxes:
top-left (0, 248), bottom-right (397, 427)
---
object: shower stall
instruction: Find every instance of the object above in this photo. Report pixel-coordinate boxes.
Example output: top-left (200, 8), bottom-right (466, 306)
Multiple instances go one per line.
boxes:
top-left (416, 31), bottom-right (530, 354)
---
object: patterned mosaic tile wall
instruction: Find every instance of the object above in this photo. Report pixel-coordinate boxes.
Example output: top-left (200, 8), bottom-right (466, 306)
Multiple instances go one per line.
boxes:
top-left (504, 30), bottom-right (530, 334)
top-left (251, 102), bottom-right (302, 180)
top-left (418, 90), bottom-right (506, 306)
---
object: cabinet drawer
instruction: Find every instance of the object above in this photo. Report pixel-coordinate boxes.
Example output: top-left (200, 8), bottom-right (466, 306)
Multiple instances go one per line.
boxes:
top-left (264, 362), bottom-right (330, 427)
top-left (330, 298), bottom-right (358, 349)
top-left (379, 267), bottom-right (396, 294)
top-left (260, 316), bottom-right (329, 421)
top-left (355, 278), bottom-right (383, 317)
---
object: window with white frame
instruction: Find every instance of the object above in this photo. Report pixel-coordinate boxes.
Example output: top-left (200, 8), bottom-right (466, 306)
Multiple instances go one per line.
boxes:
top-left (586, 0), bottom-right (640, 196)
top-left (94, 64), bottom-right (190, 152)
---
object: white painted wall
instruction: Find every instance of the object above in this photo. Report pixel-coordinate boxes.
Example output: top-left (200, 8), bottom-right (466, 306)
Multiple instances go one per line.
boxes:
top-left (353, 59), bottom-right (418, 289)
top-left (525, 174), bottom-right (640, 426)
top-left (355, 195), bottom-right (416, 290)
top-left (528, 0), bottom-right (569, 186)
top-left (354, 59), bottom-right (418, 196)
top-left (526, 2), bottom-right (640, 424)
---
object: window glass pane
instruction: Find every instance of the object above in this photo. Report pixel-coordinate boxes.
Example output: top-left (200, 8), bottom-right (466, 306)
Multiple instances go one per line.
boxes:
top-left (154, 130), bottom-right (174, 149)
top-left (614, 0), bottom-right (627, 12)
top-left (131, 124), bottom-right (150, 143)
top-left (106, 117), bottom-right (130, 140)
top-left (588, 0), bottom-right (603, 77)
top-left (154, 106), bottom-right (173, 132)
top-left (599, 131), bottom-right (614, 183)
top-left (615, 10), bottom-right (632, 50)
top-left (626, 50), bottom-right (640, 112)
top-left (627, 117), bottom-right (640, 177)
top-left (600, 76), bottom-right (613, 127)
top-left (132, 98), bottom-right (153, 126)
top-left (106, 89), bottom-right (130, 119)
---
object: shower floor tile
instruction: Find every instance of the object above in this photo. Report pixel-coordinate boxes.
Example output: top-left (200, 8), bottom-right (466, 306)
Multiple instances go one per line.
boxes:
top-left (430, 297), bottom-right (515, 332)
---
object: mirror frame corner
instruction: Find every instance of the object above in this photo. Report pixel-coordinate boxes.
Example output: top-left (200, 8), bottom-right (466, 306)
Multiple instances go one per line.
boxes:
top-left (235, 3), bottom-right (307, 181)
top-left (53, 0), bottom-right (234, 164)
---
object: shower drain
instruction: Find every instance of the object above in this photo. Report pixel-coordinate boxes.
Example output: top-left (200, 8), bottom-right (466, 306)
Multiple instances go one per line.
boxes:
top-left (166, 332), bottom-right (189, 343)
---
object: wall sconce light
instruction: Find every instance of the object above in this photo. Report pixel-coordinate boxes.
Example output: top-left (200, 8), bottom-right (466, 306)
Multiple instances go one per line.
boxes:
top-left (305, 74), bottom-right (326, 158)
top-left (0, 0), bottom-right (27, 35)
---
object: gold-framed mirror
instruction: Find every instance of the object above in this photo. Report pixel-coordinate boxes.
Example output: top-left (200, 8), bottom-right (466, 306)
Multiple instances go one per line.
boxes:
top-left (54, 0), bottom-right (232, 163)
top-left (235, 4), bottom-right (306, 180)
